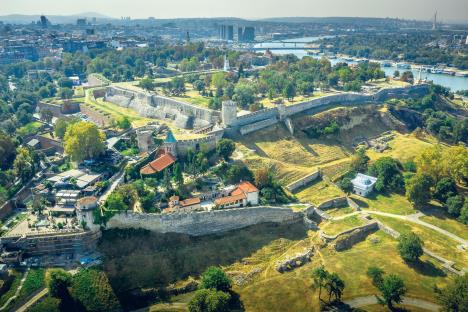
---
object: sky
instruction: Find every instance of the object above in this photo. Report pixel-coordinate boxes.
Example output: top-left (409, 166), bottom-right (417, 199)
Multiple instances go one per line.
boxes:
top-left (1, 0), bottom-right (468, 23)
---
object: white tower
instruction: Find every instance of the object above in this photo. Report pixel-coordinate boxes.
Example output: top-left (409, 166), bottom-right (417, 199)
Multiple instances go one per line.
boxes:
top-left (223, 55), bottom-right (230, 72)
top-left (76, 197), bottom-right (99, 231)
top-left (221, 100), bottom-right (237, 127)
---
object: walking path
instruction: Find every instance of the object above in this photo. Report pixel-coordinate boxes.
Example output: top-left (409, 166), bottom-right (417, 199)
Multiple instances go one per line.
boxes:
top-left (15, 288), bottom-right (48, 312)
top-left (344, 295), bottom-right (440, 311)
top-left (0, 267), bottom-right (30, 311)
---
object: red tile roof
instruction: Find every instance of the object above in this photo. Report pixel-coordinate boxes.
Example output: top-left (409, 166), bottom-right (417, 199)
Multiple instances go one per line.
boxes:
top-left (180, 197), bottom-right (201, 207)
top-left (214, 193), bottom-right (246, 206)
top-left (140, 153), bottom-right (176, 175)
top-left (231, 181), bottom-right (259, 196)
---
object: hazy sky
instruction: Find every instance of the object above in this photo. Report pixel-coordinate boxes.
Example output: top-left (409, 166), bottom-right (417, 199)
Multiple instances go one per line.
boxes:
top-left (2, 0), bottom-right (468, 22)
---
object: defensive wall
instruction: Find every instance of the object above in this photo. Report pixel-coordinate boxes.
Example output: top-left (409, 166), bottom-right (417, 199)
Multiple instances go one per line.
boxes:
top-left (286, 170), bottom-right (321, 192)
top-left (104, 86), bottom-right (220, 129)
top-left (176, 129), bottom-right (224, 156)
top-left (106, 206), bottom-right (302, 236)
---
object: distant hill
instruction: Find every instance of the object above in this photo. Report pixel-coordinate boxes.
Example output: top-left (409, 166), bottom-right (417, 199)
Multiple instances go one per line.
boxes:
top-left (0, 12), bottom-right (115, 24)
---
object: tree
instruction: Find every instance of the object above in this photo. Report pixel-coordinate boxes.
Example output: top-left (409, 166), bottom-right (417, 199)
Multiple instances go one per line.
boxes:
top-left (58, 87), bottom-right (74, 100)
top-left (233, 83), bottom-right (255, 108)
top-left (54, 117), bottom-right (79, 140)
top-left (459, 201), bottom-right (468, 225)
top-left (397, 232), bottom-right (424, 263)
top-left (393, 70), bottom-right (400, 78)
top-left (367, 266), bottom-right (385, 287)
top-left (216, 139), bottom-right (235, 161)
top-left (400, 71), bottom-right (414, 83)
top-left (325, 272), bottom-right (345, 302)
top-left (368, 157), bottom-right (405, 193)
top-left (406, 173), bottom-right (433, 208)
top-left (40, 109), bottom-right (53, 124)
top-left (434, 177), bottom-right (457, 203)
top-left (282, 82), bottom-right (296, 101)
top-left (435, 272), bottom-right (468, 311)
top-left (312, 265), bottom-right (329, 301)
top-left (446, 195), bottom-right (464, 218)
top-left (211, 72), bottom-right (227, 90)
top-left (350, 148), bottom-right (369, 173)
top-left (337, 177), bottom-right (353, 194)
top-left (163, 169), bottom-right (172, 191)
top-left (200, 267), bottom-right (232, 292)
top-left (46, 268), bottom-right (72, 298)
top-left (0, 132), bottom-right (16, 170)
top-left (117, 117), bottom-right (131, 130)
top-left (64, 121), bottom-right (105, 162)
top-left (13, 147), bottom-right (35, 183)
top-left (377, 274), bottom-right (407, 310)
top-left (188, 289), bottom-right (230, 312)
top-left (105, 192), bottom-right (128, 211)
top-left (138, 77), bottom-right (155, 91)
top-left (254, 168), bottom-right (272, 189)
top-left (170, 77), bottom-right (186, 96)
top-left (173, 163), bottom-right (184, 188)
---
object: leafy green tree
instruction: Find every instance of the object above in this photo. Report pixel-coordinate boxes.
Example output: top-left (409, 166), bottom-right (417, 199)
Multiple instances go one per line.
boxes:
top-left (105, 192), bottom-right (128, 211)
top-left (434, 177), bottom-right (458, 203)
top-left (435, 272), bottom-right (468, 311)
top-left (173, 163), bottom-right (184, 188)
top-left (200, 267), bottom-right (232, 292)
top-left (367, 266), bottom-right (385, 287)
top-left (188, 289), bottom-right (230, 312)
top-left (397, 232), bottom-right (424, 263)
top-left (282, 82), bottom-right (296, 101)
top-left (377, 274), bottom-right (407, 310)
top-left (170, 77), bottom-right (186, 96)
top-left (13, 147), bottom-right (35, 183)
top-left (138, 77), bottom-right (155, 91)
top-left (446, 195), bottom-right (464, 218)
top-left (54, 117), bottom-right (79, 139)
top-left (337, 177), bottom-right (353, 194)
top-left (64, 121), bottom-right (105, 162)
top-left (350, 148), bottom-right (369, 173)
top-left (216, 139), bottom-right (236, 161)
top-left (211, 72), bottom-right (227, 90)
top-left (325, 272), bottom-right (345, 302)
top-left (40, 109), bottom-right (54, 124)
top-left (368, 157), bottom-right (404, 193)
top-left (117, 116), bottom-right (132, 130)
top-left (0, 132), bottom-right (16, 170)
top-left (406, 173), bottom-right (433, 208)
top-left (233, 83), bottom-right (256, 108)
top-left (47, 268), bottom-right (72, 298)
top-left (58, 87), bottom-right (74, 100)
top-left (312, 266), bottom-right (329, 301)
top-left (459, 201), bottom-right (468, 225)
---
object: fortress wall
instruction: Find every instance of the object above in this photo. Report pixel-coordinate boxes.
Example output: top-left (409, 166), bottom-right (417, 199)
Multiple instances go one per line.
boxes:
top-left (176, 132), bottom-right (224, 156)
top-left (106, 206), bottom-right (302, 236)
top-left (285, 93), bottom-right (372, 116)
top-left (232, 107), bottom-right (279, 127)
top-left (286, 170), bottom-right (321, 192)
top-left (152, 95), bottom-right (220, 124)
top-left (239, 117), bottom-right (278, 135)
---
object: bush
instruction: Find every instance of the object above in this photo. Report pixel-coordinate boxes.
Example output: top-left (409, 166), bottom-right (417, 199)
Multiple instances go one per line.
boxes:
top-left (434, 177), bottom-right (457, 203)
top-left (446, 195), bottom-right (464, 218)
top-left (188, 289), bottom-right (230, 312)
top-left (28, 296), bottom-right (60, 312)
top-left (46, 269), bottom-right (71, 298)
top-left (200, 267), bottom-right (232, 292)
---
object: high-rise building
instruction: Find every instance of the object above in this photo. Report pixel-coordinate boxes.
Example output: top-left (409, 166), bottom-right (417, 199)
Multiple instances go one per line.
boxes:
top-left (76, 18), bottom-right (87, 27)
top-left (218, 25), bottom-right (234, 41)
top-left (40, 15), bottom-right (49, 28)
top-left (238, 26), bottom-right (255, 42)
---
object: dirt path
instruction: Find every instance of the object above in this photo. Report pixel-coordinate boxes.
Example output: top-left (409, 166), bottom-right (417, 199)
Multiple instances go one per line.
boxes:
top-left (15, 288), bottom-right (48, 312)
top-left (0, 268), bottom-right (29, 311)
top-left (344, 295), bottom-right (440, 311)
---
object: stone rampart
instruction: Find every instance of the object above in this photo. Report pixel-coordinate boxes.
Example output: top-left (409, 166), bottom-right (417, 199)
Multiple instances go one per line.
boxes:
top-left (239, 117), bottom-right (278, 135)
top-left (176, 131), bottom-right (224, 156)
top-left (106, 206), bottom-right (302, 236)
top-left (286, 170), bottom-right (321, 192)
top-left (317, 197), bottom-right (348, 210)
top-left (232, 108), bottom-right (279, 127)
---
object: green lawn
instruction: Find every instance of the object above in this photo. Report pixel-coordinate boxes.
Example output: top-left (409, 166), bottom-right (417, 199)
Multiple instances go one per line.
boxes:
top-left (353, 193), bottom-right (417, 215)
top-left (420, 213), bottom-right (468, 241)
top-left (17, 121), bottom-right (43, 137)
top-left (373, 215), bottom-right (468, 268)
top-left (321, 215), bottom-right (365, 236)
top-left (17, 268), bottom-right (45, 302)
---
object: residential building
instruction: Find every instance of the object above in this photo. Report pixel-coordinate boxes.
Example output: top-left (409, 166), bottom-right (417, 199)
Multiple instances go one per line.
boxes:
top-left (214, 181), bottom-right (259, 209)
top-left (168, 195), bottom-right (201, 212)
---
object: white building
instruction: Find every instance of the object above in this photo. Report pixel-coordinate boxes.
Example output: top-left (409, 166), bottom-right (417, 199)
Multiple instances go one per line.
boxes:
top-left (351, 173), bottom-right (378, 197)
top-left (214, 181), bottom-right (259, 209)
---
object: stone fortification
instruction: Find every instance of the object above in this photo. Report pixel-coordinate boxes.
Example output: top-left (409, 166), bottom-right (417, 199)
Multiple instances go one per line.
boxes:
top-left (104, 86), bottom-right (220, 129)
top-left (239, 117), bottom-right (278, 135)
top-left (176, 129), bottom-right (224, 156)
top-left (107, 206), bottom-right (302, 236)
top-left (286, 170), bottom-right (321, 192)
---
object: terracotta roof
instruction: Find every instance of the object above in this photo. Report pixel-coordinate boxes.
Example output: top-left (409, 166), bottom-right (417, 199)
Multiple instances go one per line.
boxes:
top-left (77, 196), bottom-right (97, 206)
top-left (239, 181), bottom-right (259, 193)
top-left (180, 197), bottom-right (201, 207)
top-left (214, 193), bottom-right (246, 206)
top-left (140, 153), bottom-right (176, 175)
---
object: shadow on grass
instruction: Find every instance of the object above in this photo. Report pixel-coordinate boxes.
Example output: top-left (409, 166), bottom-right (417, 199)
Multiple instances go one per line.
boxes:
top-left (406, 259), bottom-right (447, 278)
top-left (349, 196), bottom-right (369, 208)
top-left (99, 222), bottom-right (308, 310)
top-left (420, 203), bottom-right (450, 221)
top-left (290, 177), bottom-right (324, 194)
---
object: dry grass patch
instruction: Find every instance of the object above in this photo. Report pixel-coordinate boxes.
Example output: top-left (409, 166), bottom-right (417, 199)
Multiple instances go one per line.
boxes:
top-left (295, 179), bottom-right (345, 205)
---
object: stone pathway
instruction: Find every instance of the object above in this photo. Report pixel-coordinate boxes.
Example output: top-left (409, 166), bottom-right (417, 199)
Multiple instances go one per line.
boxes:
top-left (15, 288), bottom-right (48, 312)
top-left (0, 267), bottom-right (30, 311)
top-left (344, 295), bottom-right (440, 311)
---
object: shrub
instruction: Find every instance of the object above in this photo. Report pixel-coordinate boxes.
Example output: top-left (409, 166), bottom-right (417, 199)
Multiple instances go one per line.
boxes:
top-left (200, 267), bottom-right (232, 292)
top-left (397, 232), bottom-right (424, 263)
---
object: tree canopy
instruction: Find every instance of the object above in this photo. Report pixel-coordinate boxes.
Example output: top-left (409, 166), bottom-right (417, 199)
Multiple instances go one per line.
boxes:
top-left (64, 121), bottom-right (105, 162)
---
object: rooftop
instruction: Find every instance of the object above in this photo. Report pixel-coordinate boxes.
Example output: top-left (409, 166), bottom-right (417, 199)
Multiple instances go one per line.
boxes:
top-left (351, 173), bottom-right (378, 190)
top-left (214, 193), bottom-right (246, 206)
top-left (140, 152), bottom-right (176, 175)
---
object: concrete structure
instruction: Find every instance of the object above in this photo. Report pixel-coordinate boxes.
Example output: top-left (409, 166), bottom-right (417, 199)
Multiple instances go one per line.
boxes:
top-left (76, 196), bottom-right (99, 230)
top-left (221, 100), bottom-right (237, 127)
top-left (168, 196), bottom-right (201, 212)
top-left (351, 173), bottom-right (378, 197)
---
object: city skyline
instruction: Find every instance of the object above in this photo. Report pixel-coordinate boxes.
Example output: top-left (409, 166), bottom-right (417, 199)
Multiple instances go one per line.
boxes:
top-left (2, 0), bottom-right (468, 23)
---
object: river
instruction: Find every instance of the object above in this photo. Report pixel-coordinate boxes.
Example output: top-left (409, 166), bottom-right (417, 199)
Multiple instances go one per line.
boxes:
top-left (253, 38), bottom-right (468, 92)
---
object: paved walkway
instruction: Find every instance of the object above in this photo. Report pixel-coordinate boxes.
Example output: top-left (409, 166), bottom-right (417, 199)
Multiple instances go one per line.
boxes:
top-left (0, 268), bottom-right (30, 311)
top-left (15, 288), bottom-right (48, 312)
top-left (344, 295), bottom-right (440, 311)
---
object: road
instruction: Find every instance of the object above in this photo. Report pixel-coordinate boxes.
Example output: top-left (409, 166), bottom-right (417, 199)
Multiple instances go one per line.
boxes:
top-left (344, 295), bottom-right (440, 311)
